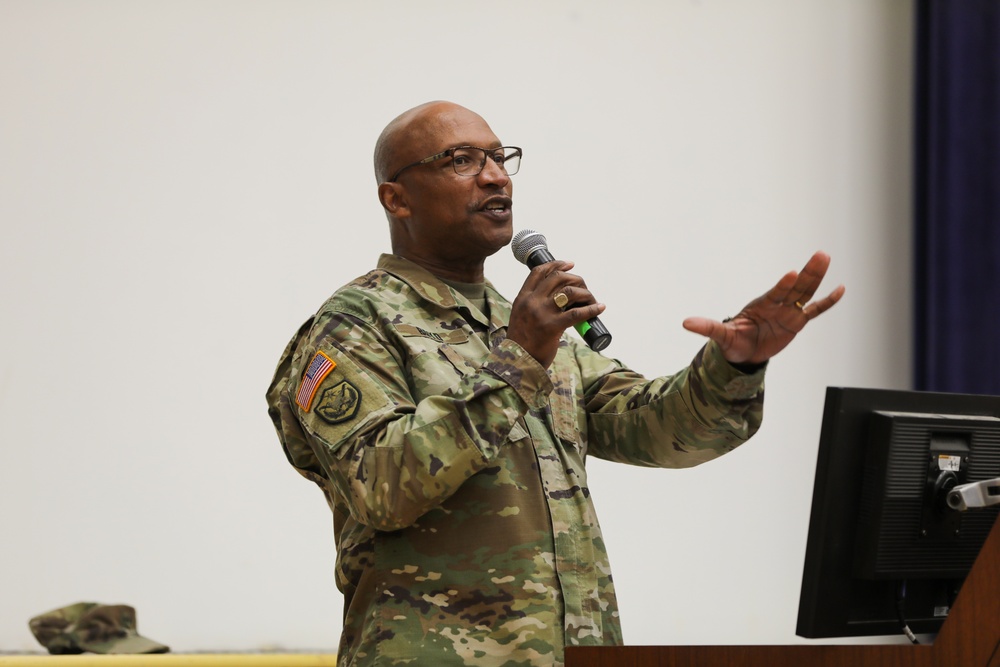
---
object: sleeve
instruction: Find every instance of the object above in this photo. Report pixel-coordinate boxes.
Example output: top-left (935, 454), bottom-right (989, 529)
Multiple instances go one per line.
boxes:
top-left (286, 309), bottom-right (554, 532)
top-left (581, 340), bottom-right (766, 468)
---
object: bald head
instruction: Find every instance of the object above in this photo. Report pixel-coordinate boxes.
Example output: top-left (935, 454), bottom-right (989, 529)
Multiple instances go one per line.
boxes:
top-left (373, 101), bottom-right (491, 185)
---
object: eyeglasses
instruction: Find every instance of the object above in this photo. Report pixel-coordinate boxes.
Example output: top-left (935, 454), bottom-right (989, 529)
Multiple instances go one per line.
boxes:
top-left (388, 146), bottom-right (522, 182)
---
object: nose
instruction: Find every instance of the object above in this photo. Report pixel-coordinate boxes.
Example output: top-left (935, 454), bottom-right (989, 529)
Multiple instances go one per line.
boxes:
top-left (477, 156), bottom-right (509, 188)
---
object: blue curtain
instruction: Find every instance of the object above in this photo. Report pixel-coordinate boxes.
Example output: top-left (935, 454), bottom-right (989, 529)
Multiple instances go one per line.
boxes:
top-left (914, 0), bottom-right (1000, 394)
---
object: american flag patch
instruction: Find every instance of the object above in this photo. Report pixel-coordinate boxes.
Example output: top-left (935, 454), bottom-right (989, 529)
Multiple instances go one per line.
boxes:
top-left (296, 351), bottom-right (336, 412)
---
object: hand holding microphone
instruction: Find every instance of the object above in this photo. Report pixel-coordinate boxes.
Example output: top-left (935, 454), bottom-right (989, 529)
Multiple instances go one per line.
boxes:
top-left (509, 230), bottom-right (612, 363)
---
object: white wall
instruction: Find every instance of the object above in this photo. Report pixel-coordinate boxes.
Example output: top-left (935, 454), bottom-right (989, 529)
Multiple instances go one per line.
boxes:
top-left (0, 0), bottom-right (913, 653)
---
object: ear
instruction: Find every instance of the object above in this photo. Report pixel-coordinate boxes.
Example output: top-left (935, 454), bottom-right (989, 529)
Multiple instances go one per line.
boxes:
top-left (378, 182), bottom-right (410, 220)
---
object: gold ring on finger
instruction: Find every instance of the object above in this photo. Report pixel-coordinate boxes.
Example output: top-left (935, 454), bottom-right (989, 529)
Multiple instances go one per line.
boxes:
top-left (553, 292), bottom-right (569, 309)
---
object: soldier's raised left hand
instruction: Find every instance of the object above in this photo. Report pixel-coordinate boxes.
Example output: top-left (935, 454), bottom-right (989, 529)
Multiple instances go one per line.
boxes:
top-left (682, 251), bottom-right (845, 366)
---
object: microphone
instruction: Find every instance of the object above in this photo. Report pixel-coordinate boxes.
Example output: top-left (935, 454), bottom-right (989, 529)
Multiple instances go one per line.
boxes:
top-left (511, 229), bottom-right (613, 352)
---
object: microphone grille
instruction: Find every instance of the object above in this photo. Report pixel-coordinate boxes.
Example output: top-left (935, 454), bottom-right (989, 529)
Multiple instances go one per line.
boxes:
top-left (511, 229), bottom-right (548, 265)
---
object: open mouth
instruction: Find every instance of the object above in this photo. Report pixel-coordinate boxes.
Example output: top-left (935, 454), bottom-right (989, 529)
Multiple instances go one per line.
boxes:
top-left (480, 197), bottom-right (512, 214)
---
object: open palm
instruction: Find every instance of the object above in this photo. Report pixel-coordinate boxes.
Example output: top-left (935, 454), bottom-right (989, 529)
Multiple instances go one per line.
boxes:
top-left (682, 251), bottom-right (846, 366)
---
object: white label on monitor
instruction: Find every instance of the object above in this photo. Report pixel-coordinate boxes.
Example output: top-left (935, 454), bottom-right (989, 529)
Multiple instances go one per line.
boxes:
top-left (937, 455), bottom-right (962, 472)
top-left (933, 605), bottom-right (950, 617)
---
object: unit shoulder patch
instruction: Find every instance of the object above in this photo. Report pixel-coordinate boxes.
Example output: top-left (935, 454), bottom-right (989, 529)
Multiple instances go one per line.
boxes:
top-left (315, 380), bottom-right (362, 424)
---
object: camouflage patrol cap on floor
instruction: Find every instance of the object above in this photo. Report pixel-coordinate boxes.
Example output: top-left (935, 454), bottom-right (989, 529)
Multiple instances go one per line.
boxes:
top-left (28, 602), bottom-right (169, 655)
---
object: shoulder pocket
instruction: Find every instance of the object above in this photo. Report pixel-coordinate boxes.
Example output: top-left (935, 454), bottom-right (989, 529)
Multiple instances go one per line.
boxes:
top-left (296, 346), bottom-right (393, 460)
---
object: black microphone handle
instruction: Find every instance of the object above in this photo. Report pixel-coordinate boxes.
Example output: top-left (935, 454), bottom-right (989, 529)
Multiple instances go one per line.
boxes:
top-left (525, 249), bottom-right (612, 352)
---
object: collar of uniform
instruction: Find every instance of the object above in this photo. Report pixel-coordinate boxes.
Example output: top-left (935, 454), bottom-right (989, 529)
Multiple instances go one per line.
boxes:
top-left (377, 254), bottom-right (462, 308)
top-left (484, 285), bottom-right (511, 333)
top-left (377, 254), bottom-right (512, 332)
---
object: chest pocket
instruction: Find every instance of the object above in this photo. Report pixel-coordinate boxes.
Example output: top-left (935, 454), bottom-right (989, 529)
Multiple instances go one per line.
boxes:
top-left (547, 342), bottom-right (584, 449)
top-left (394, 324), bottom-right (479, 399)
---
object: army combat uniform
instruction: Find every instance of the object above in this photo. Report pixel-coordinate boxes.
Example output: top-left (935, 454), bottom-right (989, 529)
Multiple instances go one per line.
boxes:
top-left (267, 254), bottom-right (765, 667)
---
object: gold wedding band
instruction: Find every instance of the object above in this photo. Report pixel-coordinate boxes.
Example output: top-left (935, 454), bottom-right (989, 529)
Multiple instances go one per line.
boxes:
top-left (794, 301), bottom-right (805, 310)
top-left (553, 292), bottom-right (569, 309)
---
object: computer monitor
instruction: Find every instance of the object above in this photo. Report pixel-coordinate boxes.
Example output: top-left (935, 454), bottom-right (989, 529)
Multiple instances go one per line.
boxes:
top-left (796, 386), bottom-right (1000, 640)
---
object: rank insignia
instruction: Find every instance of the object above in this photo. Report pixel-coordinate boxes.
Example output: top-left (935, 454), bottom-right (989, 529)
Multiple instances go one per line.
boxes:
top-left (315, 380), bottom-right (361, 424)
top-left (416, 327), bottom-right (444, 343)
top-left (296, 351), bottom-right (336, 412)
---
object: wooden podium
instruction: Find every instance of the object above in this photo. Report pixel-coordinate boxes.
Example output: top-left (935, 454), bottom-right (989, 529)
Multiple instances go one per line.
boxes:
top-left (566, 516), bottom-right (1000, 667)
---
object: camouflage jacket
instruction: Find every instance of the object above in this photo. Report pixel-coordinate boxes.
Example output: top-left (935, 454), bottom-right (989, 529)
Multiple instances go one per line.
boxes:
top-left (266, 254), bottom-right (765, 667)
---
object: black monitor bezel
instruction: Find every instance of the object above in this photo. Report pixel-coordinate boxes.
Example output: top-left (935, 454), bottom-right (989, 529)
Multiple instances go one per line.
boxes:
top-left (796, 386), bottom-right (1000, 639)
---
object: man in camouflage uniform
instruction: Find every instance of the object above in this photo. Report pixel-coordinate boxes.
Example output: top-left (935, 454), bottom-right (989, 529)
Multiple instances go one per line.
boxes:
top-left (266, 101), bottom-right (844, 666)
